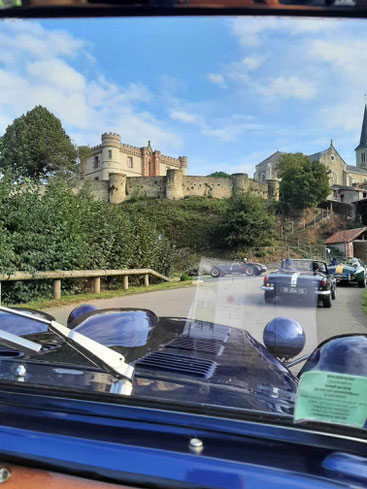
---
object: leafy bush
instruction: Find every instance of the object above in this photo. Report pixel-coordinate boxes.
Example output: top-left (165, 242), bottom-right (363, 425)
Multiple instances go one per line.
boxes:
top-left (180, 273), bottom-right (190, 281)
top-left (0, 177), bottom-right (174, 304)
top-left (122, 197), bottom-right (229, 251)
top-left (223, 192), bottom-right (276, 249)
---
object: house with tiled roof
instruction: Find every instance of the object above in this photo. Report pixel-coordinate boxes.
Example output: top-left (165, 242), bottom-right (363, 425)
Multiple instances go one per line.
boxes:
top-left (325, 227), bottom-right (367, 258)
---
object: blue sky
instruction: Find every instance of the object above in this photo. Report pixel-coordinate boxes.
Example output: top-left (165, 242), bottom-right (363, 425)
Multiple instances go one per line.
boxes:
top-left (0, 16), bottom-right (366, 176)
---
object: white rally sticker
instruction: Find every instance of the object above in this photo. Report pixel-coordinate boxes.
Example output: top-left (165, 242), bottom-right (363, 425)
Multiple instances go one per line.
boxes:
top-left (290, 272), bottom-right (300, 286)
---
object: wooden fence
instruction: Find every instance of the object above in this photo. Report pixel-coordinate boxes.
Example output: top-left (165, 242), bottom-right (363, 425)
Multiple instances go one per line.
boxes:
top-left (0, 269), bottom-right (170, 304)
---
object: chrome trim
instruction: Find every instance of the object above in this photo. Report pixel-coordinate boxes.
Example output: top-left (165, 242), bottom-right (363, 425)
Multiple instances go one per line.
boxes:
top-left (314, 290), bottom-right (331, 295)
top-left (261, 285), bottom-right (274, 291)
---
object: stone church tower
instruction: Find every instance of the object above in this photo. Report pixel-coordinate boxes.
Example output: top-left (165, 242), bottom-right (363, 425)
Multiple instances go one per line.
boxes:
top-left (355, 104), bottom-right (367, 170)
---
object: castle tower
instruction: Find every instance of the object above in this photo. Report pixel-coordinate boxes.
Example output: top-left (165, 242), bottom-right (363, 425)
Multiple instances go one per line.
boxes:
top-left (101, 133), bottom-right (122, 180)
top-left (179, 156), bottom-right (188, 176)
top-left (355, 105), bottom-right (367, 170)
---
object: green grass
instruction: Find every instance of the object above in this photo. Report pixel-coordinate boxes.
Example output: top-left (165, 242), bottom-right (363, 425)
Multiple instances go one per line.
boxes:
top-left (362, 289), bottom-right (367, 315)
top-left (9, 279), bottom-right (195, 311)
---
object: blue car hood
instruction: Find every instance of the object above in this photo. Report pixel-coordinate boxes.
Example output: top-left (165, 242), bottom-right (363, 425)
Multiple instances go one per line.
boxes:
top-left (0, 309), bottom-right (298, 415)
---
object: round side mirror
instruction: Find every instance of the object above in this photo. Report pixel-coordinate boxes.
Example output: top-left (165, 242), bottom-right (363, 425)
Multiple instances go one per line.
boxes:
top-left (263, 317), bottom-right (306, 360)
top-left (67, 304), bottom-right (99, 327)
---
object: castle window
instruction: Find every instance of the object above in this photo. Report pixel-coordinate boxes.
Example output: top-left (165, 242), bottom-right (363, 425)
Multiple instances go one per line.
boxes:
top-left (260, 173), bottom-right (266, 183)
top-left (94, 156), bottom-right (99, 168)
top-left (95, 177), bottom-right (99, 181)
top-left (362, 153), bottom-right (366, 163)
top-left (108, 150), bottom-right (112, 159)
top-left (330, 154), bottom-right (335, 161)
top-left (127, 157), bottom-right (133, 168)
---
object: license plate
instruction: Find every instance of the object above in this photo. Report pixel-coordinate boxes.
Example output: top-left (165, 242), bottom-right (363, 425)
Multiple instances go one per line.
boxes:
top-left (281, 287), bottom-right (307, 294)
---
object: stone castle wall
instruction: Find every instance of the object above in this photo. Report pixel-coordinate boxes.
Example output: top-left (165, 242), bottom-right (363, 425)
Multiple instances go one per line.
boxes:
top-left (81, 169), bottom-right (275, 204)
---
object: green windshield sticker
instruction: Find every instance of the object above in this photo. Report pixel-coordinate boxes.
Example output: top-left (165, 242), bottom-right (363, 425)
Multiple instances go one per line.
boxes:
top-left (294, 371), bottom-right (367, 428)
top-left (0, 0), bottom-right (21, 7)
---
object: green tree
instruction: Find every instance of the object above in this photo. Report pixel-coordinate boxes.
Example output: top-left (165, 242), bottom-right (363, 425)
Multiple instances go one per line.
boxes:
top-left (223, 192), bottom-right (276, 248)
top-left (0, 106), bottom-right (78, 180)
top-left (208, 171), bottom-right (230, 178)
top-left (277, 153), bottom-right (330, 211)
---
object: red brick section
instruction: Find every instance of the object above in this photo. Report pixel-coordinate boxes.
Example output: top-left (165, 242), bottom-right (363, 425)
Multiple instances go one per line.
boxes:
top-left (325, 227), bottom-right (367, 244)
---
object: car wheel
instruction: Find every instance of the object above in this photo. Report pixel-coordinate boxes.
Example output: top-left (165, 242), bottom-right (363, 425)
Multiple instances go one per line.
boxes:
top-left (254, 268), bottom-right (262, 276)
top-left (210, 267), bottom-right (221, 278)
top-left (264, 292), bottom-right (274, 304)
top-left (245, 266), bottom-right (255, 277)
top-left (331, 287), bottom-right (336, 300)
top-left (358, 276), bottom-right (366, 288)
top-left (323, 294), bottom-right (332, 308)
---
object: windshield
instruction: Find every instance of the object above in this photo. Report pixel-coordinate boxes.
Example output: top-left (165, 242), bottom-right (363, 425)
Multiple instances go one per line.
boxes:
top-left (0, 14), bottom-right (367, 437)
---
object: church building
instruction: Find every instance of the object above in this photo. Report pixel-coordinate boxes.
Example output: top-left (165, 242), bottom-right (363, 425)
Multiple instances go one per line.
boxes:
top-left (253, 105), bottom-right (367, 188)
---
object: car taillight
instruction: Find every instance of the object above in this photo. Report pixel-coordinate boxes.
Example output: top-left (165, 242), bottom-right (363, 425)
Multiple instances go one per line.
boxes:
top-left (320, 280), bottom-right (326, 287)
top-left (264, 275), bottom-right (268, 283)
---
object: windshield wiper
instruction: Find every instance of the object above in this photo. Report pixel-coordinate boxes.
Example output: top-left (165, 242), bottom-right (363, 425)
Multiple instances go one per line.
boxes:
top-left (0, 328), bottom-right (42, 355)
top-left (0, 306), bottom-right (134, 385)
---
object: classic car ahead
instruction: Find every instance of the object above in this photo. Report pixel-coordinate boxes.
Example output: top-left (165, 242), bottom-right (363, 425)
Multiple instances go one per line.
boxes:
top-left (261, 259), bottom-right (336, 307)
top-left (210, 259), bottom-right (267, 278)
top-left (328, 257), bottom-right (367, 288)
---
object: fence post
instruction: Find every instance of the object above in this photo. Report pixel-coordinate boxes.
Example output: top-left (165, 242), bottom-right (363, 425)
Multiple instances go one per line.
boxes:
top-left (122, 275), bottom-right (129, 290)
top-left (144, 274), bottom-right (149, 287)
top-left (93, 277), bottom-right (101, 294)
top-left (53, 279), bottom-right (61, 300)
top-left (291, 221), bottom-right (294, 234)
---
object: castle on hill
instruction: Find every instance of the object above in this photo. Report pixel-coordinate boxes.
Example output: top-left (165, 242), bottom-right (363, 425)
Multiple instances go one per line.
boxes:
top-left (82, 105), bottom-right (367, 205)
top-left (85, 133), bottom-right (187, 181)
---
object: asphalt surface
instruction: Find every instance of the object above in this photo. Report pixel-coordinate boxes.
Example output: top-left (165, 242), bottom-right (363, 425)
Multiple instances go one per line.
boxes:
top-left (44, 275), bottom-right (366, 363)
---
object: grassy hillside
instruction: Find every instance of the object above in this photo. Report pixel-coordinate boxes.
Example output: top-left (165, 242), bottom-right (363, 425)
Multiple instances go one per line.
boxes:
top-left (120, 197), bottom-right (230, 273)
top-left (121, 198), bottom-right (229, 251)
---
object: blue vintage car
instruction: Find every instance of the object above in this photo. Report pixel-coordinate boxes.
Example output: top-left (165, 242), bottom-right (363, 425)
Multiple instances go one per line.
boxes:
top-left (261, 259), bottom-right (337, 307)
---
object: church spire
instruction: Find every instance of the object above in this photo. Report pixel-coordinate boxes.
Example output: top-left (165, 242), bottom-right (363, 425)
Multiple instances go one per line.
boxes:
top-left (355, 103), bottom-right (367, 169)
top-left (355, 104), bottom-right (367, 150)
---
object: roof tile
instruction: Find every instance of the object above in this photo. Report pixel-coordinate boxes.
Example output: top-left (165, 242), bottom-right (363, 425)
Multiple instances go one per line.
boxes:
top-left (325, 227), bottom-right (367, 244)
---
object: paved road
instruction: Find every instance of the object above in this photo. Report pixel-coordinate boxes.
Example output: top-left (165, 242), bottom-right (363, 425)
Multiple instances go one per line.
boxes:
top-left (44, 275), bottom-right (366, 363)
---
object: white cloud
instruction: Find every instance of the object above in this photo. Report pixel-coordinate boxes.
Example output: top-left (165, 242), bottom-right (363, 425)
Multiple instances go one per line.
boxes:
top-left (230, 18), bottom-right (279, 47)
top-left (310, 39), bottom-right (367, 81)
top-left (169, 109), bottom-right (198, 123)
top-left (207, 73), bottom-right (226, 88)
top-left (26, 58), bottom-right (86, 92)
top-left (242, 55), bottom-right (265, 71)
top-left (257, 76), bottom-right (317, 100)
top-left (0, 20), bottom-right (181, 152)
top-left (230, 17), bottom-right (339, 47)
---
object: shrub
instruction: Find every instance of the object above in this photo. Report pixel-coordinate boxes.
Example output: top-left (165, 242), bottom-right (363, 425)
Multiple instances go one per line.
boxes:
top-left (0, 178), bottom-right (174, 304)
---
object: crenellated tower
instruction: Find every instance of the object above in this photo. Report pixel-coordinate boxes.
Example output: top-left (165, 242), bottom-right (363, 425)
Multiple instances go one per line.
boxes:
top-left (101, 133), bottom-right (122, 180)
